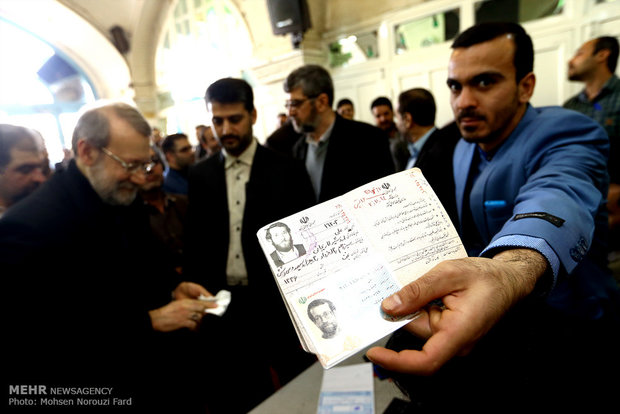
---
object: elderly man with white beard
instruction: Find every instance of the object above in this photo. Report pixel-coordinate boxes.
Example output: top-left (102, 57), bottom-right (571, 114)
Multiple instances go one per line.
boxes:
top-left (1, 101), bottom-right (216, 413)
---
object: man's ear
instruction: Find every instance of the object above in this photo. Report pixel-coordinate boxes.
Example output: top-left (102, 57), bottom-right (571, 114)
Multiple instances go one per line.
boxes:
top-left (404, 112), bottom-right (413, 129)
top-left (164, 151), bottom-right (173, 164)
top-left (315, 93), bottom-right (330, 112)
top-left (76, 139), bottom-right (99, 166)
top-left (518, 72), bottom-right (536, 104)
top-left (595, 49), bottom-right (611, 66)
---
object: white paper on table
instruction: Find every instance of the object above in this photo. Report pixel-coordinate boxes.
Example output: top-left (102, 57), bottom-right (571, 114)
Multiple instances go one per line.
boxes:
top-left (317, 362), bottom-right (374, 414)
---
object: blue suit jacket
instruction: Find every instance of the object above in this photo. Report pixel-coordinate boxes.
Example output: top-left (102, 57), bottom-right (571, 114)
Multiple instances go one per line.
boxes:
top-left (163, 167), bottom-right (188, 195)
top-left (453, 105), bottom-right (619, 319)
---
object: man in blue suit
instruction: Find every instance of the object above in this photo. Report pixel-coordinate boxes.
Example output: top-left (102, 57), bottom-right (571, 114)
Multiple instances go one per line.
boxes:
top-left (367, 23), bottom-right (620, 410)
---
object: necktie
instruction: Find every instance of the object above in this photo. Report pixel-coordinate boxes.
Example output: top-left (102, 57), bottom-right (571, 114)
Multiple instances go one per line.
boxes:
top-left (460, 148), bottom-right (485, 256)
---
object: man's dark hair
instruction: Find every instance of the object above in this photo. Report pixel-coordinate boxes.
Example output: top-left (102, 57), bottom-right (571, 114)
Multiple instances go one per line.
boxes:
top-left (205, 78), bottom-right (255, 112)
top-left (451, 22), bottom-right (534, 83)
top-left (0, 124), bottom-right (38, 170)
top-left (370, 96), bottom-right (393, 111)
top-left (161, 133), bottom-right (189, 154)
top-left (284, 64), bottom-right (334, 106)
top-left (397, 88), bottom-right (436, 127)
top-left (337, 98), bottom-right (353, 109)
top-left (307, 298), bottom-right (336, 322)
top-left (594, 36), bottom-right (619, 73)
top-left (265, 222), bottom-right (291, 243)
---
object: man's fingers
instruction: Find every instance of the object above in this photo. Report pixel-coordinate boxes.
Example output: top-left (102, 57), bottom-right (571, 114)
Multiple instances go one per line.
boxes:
top-left (367, 327), bottom-right (464, 376)
top-left (175, 281), bottom-right (211, 299)
top-left (185, 282), bottom-right (211, 297)
top-left (365, 345), bottom-right (444, 376)
top-left (382, 261), bottom-right (463, 316)
top-left (185, 299), bottom-right (216, 312)
top-left (401, 309), bottom-right (432, 338)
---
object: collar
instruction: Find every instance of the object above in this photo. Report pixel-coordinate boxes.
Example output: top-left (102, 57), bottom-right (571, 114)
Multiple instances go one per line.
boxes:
top-left (600, 74), bottom-right (620, 97)
top-left (305, 117), bottom-right (336, 147)
top-left (223, 137), bottom-right (258, 169)
top-left (578, 74), bottom-right (620, 102)
top-left (408, 126), bottom-right (436, 155)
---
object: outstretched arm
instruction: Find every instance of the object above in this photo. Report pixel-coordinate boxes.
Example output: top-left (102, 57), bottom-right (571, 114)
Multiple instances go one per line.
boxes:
top-left (366, 249), bottom-right (547, 375)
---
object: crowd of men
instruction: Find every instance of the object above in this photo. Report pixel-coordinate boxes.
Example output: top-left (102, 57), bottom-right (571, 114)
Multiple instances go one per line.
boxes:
top-left (2, 22), bottom-right (619, 412)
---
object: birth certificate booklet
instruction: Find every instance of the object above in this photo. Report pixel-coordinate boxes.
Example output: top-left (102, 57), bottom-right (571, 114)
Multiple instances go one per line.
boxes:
top-left (256, 168), bottom-right (467, 369)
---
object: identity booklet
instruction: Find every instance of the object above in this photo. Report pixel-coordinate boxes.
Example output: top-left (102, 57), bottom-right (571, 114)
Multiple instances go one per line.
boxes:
top-left (256, 168), bottom-right (467, 369)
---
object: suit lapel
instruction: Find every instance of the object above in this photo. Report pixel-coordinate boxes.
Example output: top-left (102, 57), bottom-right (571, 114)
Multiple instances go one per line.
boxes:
top-left (453, 140), bottom-right (477, 225)
top-left (292, 135), bottom-right (308, 161)
top-left (319, 116), bottom-right (343, 201)
top-left (245, 144), bottom-right (263, 207)
top-left (414, 129), bottom-right (438, 168)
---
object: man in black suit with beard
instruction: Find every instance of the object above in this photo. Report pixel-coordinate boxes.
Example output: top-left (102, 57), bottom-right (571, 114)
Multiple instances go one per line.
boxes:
top-left (284, 64), bottom-right (395, 203)
top-left (185, 78), bottom-right (317, 413)
top-left (394, 87), bottom-right (461, 225)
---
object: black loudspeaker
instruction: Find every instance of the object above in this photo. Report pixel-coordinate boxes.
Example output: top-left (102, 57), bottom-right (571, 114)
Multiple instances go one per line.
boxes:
top-left (110, 25), bottom-right (130, 54)
top-left (267, 0), bottom-right (311, 36)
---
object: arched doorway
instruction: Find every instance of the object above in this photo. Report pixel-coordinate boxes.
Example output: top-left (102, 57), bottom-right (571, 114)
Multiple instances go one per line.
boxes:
top-left (155, 0), bottom-right (253, 139)
top-left (0, 18), bottom-right (97, 165)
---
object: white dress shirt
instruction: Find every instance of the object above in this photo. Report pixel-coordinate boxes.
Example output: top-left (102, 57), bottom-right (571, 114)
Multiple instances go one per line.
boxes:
top-left (223, 138), bottom-right (258, 286)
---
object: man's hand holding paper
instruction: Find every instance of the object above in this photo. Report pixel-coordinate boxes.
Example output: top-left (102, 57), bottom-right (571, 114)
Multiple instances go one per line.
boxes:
top-left (366, 249), bottom-right (547, 375)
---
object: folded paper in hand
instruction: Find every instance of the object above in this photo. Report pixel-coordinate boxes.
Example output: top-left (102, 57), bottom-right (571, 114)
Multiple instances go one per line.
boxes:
top-left (256, 169), bottom-right (466, 368)
top-left (199, 290), bottom-right (231, 316)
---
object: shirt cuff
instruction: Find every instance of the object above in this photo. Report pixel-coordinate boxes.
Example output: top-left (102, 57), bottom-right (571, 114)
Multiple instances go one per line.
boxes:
top-left (480, 234), bottom-right (560, 288)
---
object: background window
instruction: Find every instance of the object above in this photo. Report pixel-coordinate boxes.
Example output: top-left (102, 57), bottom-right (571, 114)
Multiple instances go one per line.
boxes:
top-left (394, 9), bottom-right (460, 55)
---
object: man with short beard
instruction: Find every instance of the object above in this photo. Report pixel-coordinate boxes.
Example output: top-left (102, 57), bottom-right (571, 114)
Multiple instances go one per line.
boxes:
top-left (139, 146), bottom-right (188, 274)
top-left (162, 132), bottom-right (195, 195)
top-left (371, 96), bottom-right (410, 171)
top-left (367, 22), bottom-right (620, 411)
top-left (307, 298), bottom-right (339, 339)
top-left (185, 78), bottom-right (317, 413)
top-left (2, 102), bottom-right (216, 412)
top-left (0, 124), bottom-right (47, 216)
top-left (284, 64), bottom-right (395, 202)
top-left (564, 36), bottom-right (620, 260)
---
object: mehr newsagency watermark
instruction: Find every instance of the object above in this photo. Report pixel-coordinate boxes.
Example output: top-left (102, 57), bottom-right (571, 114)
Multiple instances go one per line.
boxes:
top-left (8, 385), bottom-right (132, 408)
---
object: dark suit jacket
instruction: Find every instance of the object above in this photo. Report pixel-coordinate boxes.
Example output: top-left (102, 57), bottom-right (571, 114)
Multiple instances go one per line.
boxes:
top-left (185, 144), bottom-right (315, 293)
top-left (292, 114), bottom-right (395, 202)
top-left (390, 133), bottom-right (411, 172)
top-left (265, 119), bottom-right (303, 157)
top-left (1, 161), bottom-right (185, 408)
top-left (413, 121), bottom-right (462, 227)
top-left (270, 243), bottom-right (307, 267)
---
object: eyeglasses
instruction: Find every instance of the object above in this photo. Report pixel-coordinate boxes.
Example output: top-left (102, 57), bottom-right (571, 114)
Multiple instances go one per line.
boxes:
top-left (151, 154), bottom-right (162, 165)
top-left (284, 96), bottom-right (317, 110)
top-left (100, 147), bottom-right (156, 175)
